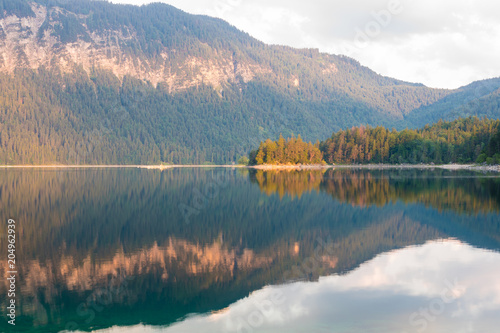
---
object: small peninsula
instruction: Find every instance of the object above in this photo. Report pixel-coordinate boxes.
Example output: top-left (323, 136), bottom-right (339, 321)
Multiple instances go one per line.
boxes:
top-left (247, 117), bottom-right (500, 168)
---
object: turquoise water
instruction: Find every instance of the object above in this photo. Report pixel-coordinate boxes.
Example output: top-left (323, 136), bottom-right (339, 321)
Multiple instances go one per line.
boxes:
top-left (0, 168), bottom-right (499, 332)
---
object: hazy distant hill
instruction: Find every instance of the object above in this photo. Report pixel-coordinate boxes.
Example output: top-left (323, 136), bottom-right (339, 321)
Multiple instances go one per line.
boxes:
top-left (0, 0), bottom-right (499, 164)
top-left (402, 78), bottom-right (500, 127)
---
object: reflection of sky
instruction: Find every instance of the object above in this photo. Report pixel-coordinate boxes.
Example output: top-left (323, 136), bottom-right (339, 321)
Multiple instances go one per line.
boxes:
top-left (90, 240), bottom-right (500, 333)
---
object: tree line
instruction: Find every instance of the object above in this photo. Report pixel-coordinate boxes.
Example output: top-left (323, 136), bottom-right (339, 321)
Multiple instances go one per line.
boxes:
top-left (248, 135), bottom-right (324, 165)
top-left (320, 117), bottom-right (500, 164)
top-left (248, 117), bottom-right (500, 165)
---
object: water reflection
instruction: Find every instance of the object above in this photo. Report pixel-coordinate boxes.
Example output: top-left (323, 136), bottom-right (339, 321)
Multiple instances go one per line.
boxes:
top-left (146, 240), bottom-right (500, 333)
top-left (250, 169), bottom-right (500, 213)
top-left (0, 168), bottom-right (498, 332)
top-left (250, 169), bottom-right (325, 199)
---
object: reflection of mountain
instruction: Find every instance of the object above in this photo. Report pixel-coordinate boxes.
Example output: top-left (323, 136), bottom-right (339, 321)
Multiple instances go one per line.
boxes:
top-left (251, 169), bottom-right (500, 214)
top-left (1, 238), bottom-right (273, 297)
top-left (135, 240), bottom-right (500, 333)
top-left (0, 237), bottom-right (276, 331)
top-left (0, 213), bottom-right (439, 332)
top-left (0, 169), bottom-right (498, 332)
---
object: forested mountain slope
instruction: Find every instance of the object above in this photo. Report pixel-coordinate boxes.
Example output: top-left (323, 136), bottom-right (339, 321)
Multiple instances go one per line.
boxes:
top-left (0, 0), bottom-right (499, 164)
top-left (403, 78), bottom-right (500, 127)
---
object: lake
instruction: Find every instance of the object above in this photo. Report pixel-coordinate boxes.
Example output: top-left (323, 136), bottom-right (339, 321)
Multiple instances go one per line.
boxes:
top-left (1, 168), bottom-right (500, 333)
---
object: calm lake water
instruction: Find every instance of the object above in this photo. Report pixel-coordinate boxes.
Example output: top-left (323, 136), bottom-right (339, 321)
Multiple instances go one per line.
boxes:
top-left (1, 168), bottom-right (500, 333)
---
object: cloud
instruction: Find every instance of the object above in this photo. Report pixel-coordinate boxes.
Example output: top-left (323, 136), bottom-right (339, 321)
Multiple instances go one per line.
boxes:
top-left (110, 0), bottom-right (500, 88)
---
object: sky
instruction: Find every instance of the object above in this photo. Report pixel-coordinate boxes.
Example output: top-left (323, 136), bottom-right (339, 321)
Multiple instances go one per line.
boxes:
top-left (110, 0), bottom-right (500, 89)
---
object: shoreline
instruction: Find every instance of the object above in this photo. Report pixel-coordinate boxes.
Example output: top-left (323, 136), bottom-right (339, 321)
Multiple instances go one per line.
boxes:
top-left (0, 164), bottom-right (245, 169)
top-left (332, 163), bottom-right (500, 172)
top-left (248, 164), bottom-right (332, 171)
top-left (0, 163), bottom-right (498, 172)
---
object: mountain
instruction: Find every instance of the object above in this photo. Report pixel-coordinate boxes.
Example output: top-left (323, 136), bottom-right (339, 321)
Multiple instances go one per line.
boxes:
top-left (0, 0), bottom-right (499, 164)
top-left (402, 78), bottom-right (500, 127)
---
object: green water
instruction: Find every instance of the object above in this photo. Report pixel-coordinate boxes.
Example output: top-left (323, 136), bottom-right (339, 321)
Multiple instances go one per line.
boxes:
top-left (0, 168), bottom-right (499, 332)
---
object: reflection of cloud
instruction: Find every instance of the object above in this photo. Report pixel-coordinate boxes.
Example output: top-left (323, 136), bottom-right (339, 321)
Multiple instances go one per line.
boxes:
top-left (94, 239), bottom-right (500, 332)
top-left (93, 325), bottom-right (165, 332)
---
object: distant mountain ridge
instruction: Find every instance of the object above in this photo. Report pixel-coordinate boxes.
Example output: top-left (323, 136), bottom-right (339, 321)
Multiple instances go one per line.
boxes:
top-left (0, 0), bottom-right (499, 164)
top-left (403, 78), bottom-right (500, 127)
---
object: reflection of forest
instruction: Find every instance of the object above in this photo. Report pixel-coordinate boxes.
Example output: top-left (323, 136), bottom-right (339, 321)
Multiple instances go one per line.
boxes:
top-left (251, 169), bottom-right (326, 199)
top-left (0, 168), bottom-right (498, 332)
top-left (251, 169), bottom-right (500, 214)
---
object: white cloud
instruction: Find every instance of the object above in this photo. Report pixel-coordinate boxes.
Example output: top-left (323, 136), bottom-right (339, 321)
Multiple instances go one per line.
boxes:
top-left (109, 0), bottom-right (500, 88)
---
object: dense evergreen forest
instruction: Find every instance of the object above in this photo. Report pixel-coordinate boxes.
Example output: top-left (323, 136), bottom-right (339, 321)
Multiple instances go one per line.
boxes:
top-left (248, 135), bottom-right (324, 165)
top-left (0, 70), bottom-right (252, 164)
top-left (0, 0), bottom-right (499, 164)
top-left (249, 117), bottom-right (500, 165)
top-left (478, 128), bottom-right (500, 164)
top-left (320, 117), bottom-right (500, 164)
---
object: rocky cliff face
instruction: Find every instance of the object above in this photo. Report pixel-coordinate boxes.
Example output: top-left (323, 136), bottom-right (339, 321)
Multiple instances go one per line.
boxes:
top-left (0, 2), bottom-right (270, 91)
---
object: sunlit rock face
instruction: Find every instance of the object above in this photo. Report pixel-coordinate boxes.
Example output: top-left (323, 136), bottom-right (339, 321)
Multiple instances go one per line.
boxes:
top-left (0, 2), bottom-right (271, 91)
